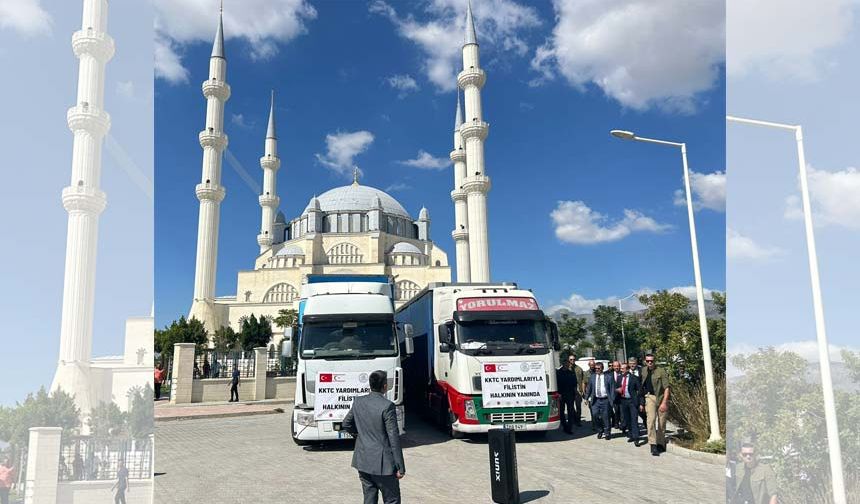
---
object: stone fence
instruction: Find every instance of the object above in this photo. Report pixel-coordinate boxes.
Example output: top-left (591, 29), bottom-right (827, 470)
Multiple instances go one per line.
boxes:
top-left (169, 343), bottom-right (295, 404)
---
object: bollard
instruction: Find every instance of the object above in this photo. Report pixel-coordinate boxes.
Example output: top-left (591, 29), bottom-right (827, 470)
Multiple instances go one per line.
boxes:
top-left (488, 428), bottom-right (520, 504)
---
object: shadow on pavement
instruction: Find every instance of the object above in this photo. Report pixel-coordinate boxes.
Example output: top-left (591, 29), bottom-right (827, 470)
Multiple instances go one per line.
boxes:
top-left (521, 490), bottom-right (551, 502)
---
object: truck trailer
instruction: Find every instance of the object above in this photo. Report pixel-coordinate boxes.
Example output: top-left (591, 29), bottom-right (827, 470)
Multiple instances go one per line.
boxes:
top-left (291, 274), bottom-right (410, 445)
top-left (395, 283), bottom-right (561, 437)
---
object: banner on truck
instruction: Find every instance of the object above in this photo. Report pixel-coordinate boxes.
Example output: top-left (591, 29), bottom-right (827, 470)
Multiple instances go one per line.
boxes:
top-left (481, 361), bottom-right (548, 408)
top-left (314, 371), bottom-right (371, 421)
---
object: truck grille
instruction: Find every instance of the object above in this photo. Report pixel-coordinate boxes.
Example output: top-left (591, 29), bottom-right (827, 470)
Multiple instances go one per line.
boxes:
top-left (486, 412), bottom-right (540, 424)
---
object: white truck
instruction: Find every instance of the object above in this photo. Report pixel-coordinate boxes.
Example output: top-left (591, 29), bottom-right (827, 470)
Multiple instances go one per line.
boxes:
top-left (395, 283), bottom-right (561, 437)
top-left (291, 274), bottom-right (410, 445)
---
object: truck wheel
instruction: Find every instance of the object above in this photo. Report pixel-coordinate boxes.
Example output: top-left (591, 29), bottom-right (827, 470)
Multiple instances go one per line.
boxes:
top-left (291, 416), bottom-right (311, 446)
top-left (447, 410), bottom-right (465, 439)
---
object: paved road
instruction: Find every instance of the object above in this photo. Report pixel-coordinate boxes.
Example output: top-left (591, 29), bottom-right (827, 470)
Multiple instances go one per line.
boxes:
top-left (155, 411), bottom-right (723, 503)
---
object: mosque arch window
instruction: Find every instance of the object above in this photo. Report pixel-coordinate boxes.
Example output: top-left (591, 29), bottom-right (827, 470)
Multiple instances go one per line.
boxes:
top-left (327, 242), bottom-right (363, 264)
top-left (395, 280), bottom-right (421, 302)
top-left (262, 283), bottom-right (299, 304)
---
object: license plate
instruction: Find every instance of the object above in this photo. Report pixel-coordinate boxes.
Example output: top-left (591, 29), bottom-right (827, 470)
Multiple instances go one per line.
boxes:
top-left (503, 423), bottom-right (526, 431)
top-left (337, 431), bottom-right (353, 439)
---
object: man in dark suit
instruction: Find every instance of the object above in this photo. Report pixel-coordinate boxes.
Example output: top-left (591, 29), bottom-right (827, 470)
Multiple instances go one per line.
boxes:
top-left (556, 355), bottom-right (579, 434)
top-left (610, 360), bottom-right (623, 429)
top-left (585, 361), bottom-right (615, 440)
top-left (343, 370), bottom-right (406, 504)
top-left (616, 362), bottom-right (644, 445)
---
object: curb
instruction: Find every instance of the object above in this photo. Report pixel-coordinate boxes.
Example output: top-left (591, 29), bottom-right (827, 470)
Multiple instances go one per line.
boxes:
top-left (666, 441), bottom-right (726, 465)
top-left (156, 407), bottom-right (286, 422)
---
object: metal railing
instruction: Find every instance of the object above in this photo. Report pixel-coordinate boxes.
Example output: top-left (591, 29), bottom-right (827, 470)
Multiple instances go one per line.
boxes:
top-left (194, 350), bottom-right (255, 379)
top-left (266, 349), bottom-right (297, 377)
top-left (58, 436), bottom-right (152, 482)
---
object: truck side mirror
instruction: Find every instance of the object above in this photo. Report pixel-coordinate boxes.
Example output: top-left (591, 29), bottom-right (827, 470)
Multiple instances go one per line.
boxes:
top-left (439, 342), bottom-right (451, 353)
top-left (403, 323), bottom-right (415, 355)
top-left (437, 323), bottom-right (452, 345)
top-left (404, 323), bottom-right (414, 338)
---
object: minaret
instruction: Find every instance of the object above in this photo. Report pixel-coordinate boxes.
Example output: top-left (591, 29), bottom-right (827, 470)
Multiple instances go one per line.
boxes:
top-left (51, 0), bottom-right (115, 414)
top-left (189, 5), bottom-right (231, 333)
top-left (257, 90), bottom-right (281, 253)
top-left (450, 92), bottom-right (471, 282)
top-left (458, 0), bottom-right (491, 282)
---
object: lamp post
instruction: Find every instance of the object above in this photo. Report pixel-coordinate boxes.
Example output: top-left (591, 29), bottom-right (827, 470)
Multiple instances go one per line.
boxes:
top-left (618, 292), bottom-right (638, 362)
top-left (609, 129), bottom-right (722, 443)
top-left (726, 115), bottom-right (846, 504)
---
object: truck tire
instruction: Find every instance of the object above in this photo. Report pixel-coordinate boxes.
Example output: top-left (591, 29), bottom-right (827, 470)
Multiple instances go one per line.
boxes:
top-left (447, 409), bottom-right (465, 439)
top-left (291, 415), bottom-right (311, 446)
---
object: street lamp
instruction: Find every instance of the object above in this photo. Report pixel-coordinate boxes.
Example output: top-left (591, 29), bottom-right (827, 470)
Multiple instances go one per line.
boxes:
top-left (726, 115), bottom-right (846, 504)
top-left (610, 129), bottom-right (722, 443)
top-left (617, 292), bottom-right (638, 362)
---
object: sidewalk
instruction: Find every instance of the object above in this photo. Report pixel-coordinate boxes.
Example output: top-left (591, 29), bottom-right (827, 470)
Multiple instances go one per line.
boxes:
top-left (155, 398), bottom-right (293, 421)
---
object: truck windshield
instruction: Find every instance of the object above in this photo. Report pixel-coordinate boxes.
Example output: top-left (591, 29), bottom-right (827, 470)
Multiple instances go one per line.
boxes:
top-left (301, 321), bottom-right (397, 359)
top-left (457, 319), bottom-right (550, 355)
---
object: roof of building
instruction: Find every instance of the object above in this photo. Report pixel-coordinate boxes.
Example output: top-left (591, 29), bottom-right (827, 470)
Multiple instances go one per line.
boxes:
top-left (275, 244), bottom-right (304, 256)
top-left (314, 183), bottom-right (411, 219)
top-left (390, 242), bottom-right (423, 254)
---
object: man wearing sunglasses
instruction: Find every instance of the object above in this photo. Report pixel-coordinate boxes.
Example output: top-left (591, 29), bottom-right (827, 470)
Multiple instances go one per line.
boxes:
top-left (732, 443), bottom-right (777, 504)
top-left (640, 353), bottom-right (670, 456)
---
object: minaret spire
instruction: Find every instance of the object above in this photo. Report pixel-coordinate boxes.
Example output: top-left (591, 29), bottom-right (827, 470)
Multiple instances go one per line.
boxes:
top-left (52, 0), bottom-right (116, 415)
top-left (458, 0), bottom-right (491, 282)
top-left (190, 4), bottom-right (231, 334)
top-left (258, 90), bottom-right (281, 253)
top-left (450, 91), bottom-right (471, 282)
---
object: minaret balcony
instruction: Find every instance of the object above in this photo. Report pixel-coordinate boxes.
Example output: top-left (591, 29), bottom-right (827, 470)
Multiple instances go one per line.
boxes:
top-left (67, 105), bottom-right (111, 136)
top-left (449, 149), bottom-right (466, 163)
top-left (462, 174), bottom-right (491, 193)
top-left (62, 185), bottom-right (107, 214)
top-left (195, 182), bottom-right (226, 202)
top-left (457, 68), bottom-right (486, 89)
top-left (257, 233), bottom-right (274, 247)
top-left (452, 229), bottom-right (469, 241)
top-left (450, 188), bottom-right (468, 202)
top-left (258, 194), bottom-right (280, 207)
top-left (460, 120), bottom-right (489, 141)
top-left (72, 29), bottom-right (115, 62)
top-left (259, 156), bottom-right (281, 170)
top-left (199, 129), bottom-right (228, 150)
top-left (202, 79), bottom-right (231, 101)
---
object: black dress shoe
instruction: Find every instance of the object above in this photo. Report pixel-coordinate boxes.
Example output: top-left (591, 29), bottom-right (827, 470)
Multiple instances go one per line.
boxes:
top-left (650, 444), bottom-right (659, 456)
top-left (658, 444), bottom-right (667, 453)
top-left (627, 437), bottom-right (635, 443)
top-left (604, 433), bottom-right (611, 441)
top-left (597, 432), bottom-right (604, 439)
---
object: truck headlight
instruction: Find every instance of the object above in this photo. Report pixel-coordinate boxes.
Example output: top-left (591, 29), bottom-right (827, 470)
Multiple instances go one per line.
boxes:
top-left (464, 399), bottom-right (477, 421)
top-left (296, 410), bottom-right (316, 426)
top-left (550, 396), bottom-right (560, 418)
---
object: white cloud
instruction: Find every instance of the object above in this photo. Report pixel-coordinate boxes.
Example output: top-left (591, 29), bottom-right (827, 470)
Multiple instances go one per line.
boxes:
top-left (531, 0), bottom-right (724, 112)
top-left (727, 228), bottom-right (785, 262)
top-left (551, 200), bottom-right (671, 245)
top-left (784, 166), bottom-right (860, 229)
top-left (315, 131), bottom-right (375, 178)
top-left (116, 81), bottom-right (135, 100)
top-left (674, 171), bottom-right (726, 212)
top-left (387, 74), bottom-right (420, 98)
top-left (154, 0), bottom-right (317, 83)
top-left (549, 285), bottom-right (717, 315)
top-left (370, 0), bottom-right (541, 91)
top-left (231, 113), bottom-right (253, 129)
top-left (727, 0), bottom-right (854, 80)
top-left (397, 150), bottom-right (450, 170)
top-left (0, 0), bottom-right (51, 36)
top-left (385, 182), bottom-right (411, 192)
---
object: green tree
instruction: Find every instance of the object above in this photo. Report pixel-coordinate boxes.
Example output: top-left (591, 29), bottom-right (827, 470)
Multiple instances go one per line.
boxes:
top-left (589, 305), bottom-right (624, 359)
top-left (211, 325), bottom-right (239, 352)
top-left (273, 308), bottom-right (298, 330)
top-left (154, 316), bottom-right (208, 360)
top-left (0, 388), bottom-right (80, 448)
top-left (126, 385), bottom-right (154, 440)
top-left (638, 291), bottom-right (699, 380)
top-left (841, 349), bottom-right (860, 384)
top-left (556, 314), bottom-right (588, 349)
top-left (87, 402), bottom-right (126, 438)
top-left (239, 314), bottom-right (273, 350)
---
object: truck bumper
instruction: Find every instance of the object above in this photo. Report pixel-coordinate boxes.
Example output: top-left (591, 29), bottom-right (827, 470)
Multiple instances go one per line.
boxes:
top-left (453, 419), bottom-right (560, 434)
top-left (293, 405), bottom-right (405, 441)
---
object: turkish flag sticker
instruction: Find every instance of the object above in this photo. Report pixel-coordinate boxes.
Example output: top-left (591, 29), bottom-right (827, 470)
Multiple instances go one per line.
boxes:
top-left (319, 373), bottom-right (333, 382)
top-left (484, 364), bottom-right (496, 373)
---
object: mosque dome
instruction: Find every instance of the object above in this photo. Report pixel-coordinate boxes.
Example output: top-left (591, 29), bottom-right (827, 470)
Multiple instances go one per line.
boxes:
top-left (275, 244), bottom-right (304, 256)
top-left (315, 183), bottom-right (411, 219)
top-left (389, 242), bottom-right (422, 254)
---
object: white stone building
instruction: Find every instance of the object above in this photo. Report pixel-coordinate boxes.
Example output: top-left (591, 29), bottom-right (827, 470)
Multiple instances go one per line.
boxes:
top-left (187, 3), bottom-right (498, 344)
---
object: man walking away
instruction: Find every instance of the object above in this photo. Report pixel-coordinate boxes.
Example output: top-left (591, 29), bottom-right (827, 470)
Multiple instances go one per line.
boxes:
top-left (585, 362), bottom-right (615, 440)
top-left (154, 363), bottom-right (166, 400)
top-left (616, 363), bottom-right (643, 445)
top-left (343, 370), bottom-right (406, 504)
top-left (229, 367), bottom-right (240, 402)
top-left (0, 457), bottom-right (15, 504)
top-left (111, 459), bottom-right (129, 504)
top-left (556, 355), bottom-right (579, 434)
top-left (641, 353), bottom-right (670, 456)
top-left (732, 443), bottom-right (777, 504)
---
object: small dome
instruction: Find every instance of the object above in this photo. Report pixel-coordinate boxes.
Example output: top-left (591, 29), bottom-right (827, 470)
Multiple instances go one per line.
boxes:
top-left (390, 242), bottom-right (422, 254)
top-left (275, 211), bottom-right (286, 223)
top-left (275, 244), bottom-right (304, 256)
top-left (316, 183), bottom-right (410, 218)
top-left (418, 207), bottom-right (429, 220)
top-left (305, 195), bottom-right (320, 212)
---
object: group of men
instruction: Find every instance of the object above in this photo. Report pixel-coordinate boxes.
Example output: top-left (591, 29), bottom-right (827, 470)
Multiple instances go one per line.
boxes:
top-left (556, 353), bottom-right (671, 456)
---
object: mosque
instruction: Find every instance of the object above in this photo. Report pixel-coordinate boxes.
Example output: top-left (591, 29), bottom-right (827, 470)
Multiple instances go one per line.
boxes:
top-left (187, 3), bottom-right (493, 345)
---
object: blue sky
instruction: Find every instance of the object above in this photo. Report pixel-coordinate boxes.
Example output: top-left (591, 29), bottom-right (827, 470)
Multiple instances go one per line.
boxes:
top-left (726, 0), bottom-right (860, 365)
top-left (154, 0), bottom-right (726, 329)
top-left (0, 0), bottom-right (153, 405)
